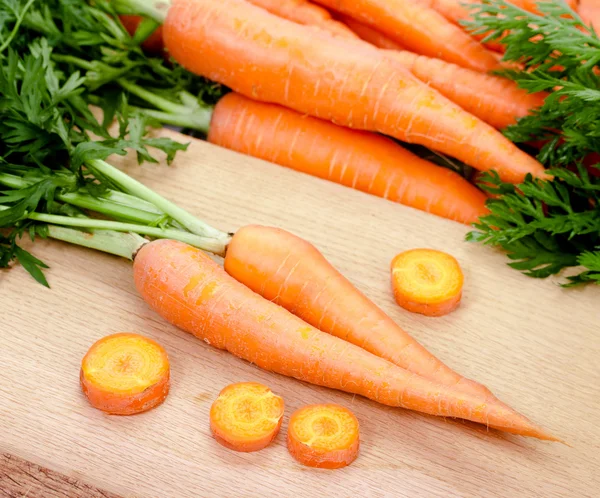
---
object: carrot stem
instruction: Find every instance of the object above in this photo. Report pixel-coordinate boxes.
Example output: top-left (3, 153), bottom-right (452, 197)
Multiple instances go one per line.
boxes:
top-left (112, 0), bottom-right (169, 23)
top-left (132, 17), bottom-right (162, 45)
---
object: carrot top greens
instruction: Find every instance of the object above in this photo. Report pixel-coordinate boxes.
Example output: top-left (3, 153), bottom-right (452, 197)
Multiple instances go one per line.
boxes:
top-left (465, 0), bottom-right (600, 285)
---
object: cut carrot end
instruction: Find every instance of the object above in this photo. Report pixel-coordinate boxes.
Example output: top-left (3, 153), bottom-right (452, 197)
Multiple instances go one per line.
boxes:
top-left (80, 333), bottom-right (170, 415)
top-left (210, 382), bottom-right (285, 453)
top-left (391, 249), bottom-right (464, 317)
top-left (287, 404), bottom-right (360, 469)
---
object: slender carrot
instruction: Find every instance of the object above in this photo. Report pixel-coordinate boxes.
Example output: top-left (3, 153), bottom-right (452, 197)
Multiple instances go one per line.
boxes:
top-left (134, 239), bottom-right (556, 440)
top-left (391, 249), bottom-right (464, 317)
top-left (383, 50), bottom-right (547, 129)
top-left (333, 13), bottom-right (405, 49)
top-left (309, 0), bottom-right (500, 72)
top-left (163, 0), bottom-right (547, 183)
top-left (208, 93), bottom-right (488, 225)
top-left (287, 404), bottom-right (360, 469)
top-left (245, 0), bottom-right (358, 38)
top-left (210, 382), bottom-right (285, 452)
top-left (224, 225), bottom-right (491, 396)
top-left (80, 333), bottom-right (170, 415)
top-left (119, 15), bottom-right (165, 54)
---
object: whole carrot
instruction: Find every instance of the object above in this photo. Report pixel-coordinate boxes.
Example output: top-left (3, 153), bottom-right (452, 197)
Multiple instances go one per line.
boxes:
top-left (135, 239), bottom-right (556, 440)
top-left (310, 0), bottom-right (500, 72)
top-left (162, 0), bottom-right (547, 183)
top-left (208, 93), bottom-right (488, 224)
top-left (384, 50), bottom-right (547, 129)
top-left (245, 0), bottom-right (358, 38)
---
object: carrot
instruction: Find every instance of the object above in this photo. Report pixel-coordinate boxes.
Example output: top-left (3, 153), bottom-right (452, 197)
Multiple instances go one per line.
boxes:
top-left (134, 239), bottom-right (556, 440)
top-left (208, 93), bottom-right (488, 225)
top-left (309, 0), bottom-right (500, 72)
top-left (579, 0), bottom-right (600, 27)
top-left (287, 404), bottom-right (360, 469)
top-left (119, 15), bottom-right (165, 54)
top-left (245, 0), bottom-right (358, 39)
top-left (333, 14), bottom-right (405, 49)
top-left (80, 333), bottom-right (170, 415)
top-left (383, 50), bottom-right (547, 130)
top-left (209, 382), bottom-right (285, 452)
top-left (391, 249), bottom-right (464, 317)
top-left (163, 0), bottom-right (547, 184)
top-left (224, 225), bottom-right (493, 397)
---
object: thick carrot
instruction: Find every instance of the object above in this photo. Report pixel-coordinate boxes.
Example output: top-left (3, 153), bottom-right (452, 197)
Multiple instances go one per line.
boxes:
top-left (383, 50), bottom-right (547, 129)
top-left (210, 382), bottom-right (285, 452)
top-left (309, 0), bottom-right (500, 72)
top-left (287, 404), bottom-right (360, 469)
top-left (245, 0), bottom-right (358, 38)
top-left (333, 13), bottom-right (405, 49)
top-left (224, 225), bottom-right (491, 397)
top-left (119, 15), bottom-right (165, 54)
top-left (163, 0), bottom-right (547, 184)
top-left (208, 93), bottom-right (488, 225)
top-left (134, 239), bottom-right (556, 440)
top-left (391, 249), bottom-right (464, 317)
top-left (80, 333), bottom-right (170, 415)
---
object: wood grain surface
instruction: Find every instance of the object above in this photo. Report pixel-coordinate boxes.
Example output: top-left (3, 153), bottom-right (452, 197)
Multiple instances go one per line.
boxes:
top-left (1, 130), bottom-right (599, 498)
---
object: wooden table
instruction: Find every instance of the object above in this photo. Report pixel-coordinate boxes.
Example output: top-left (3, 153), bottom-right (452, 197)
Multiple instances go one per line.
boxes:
top-left (1, 131), bottom-right (599, 497)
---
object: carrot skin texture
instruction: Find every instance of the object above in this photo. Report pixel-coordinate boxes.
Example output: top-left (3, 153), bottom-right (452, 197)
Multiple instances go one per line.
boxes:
top-left (224, 225), bottom-right (490, 397)
top-left (134, 240), bottom-right (556, 440)
top-left (310, 0), bottom-right (500, 72)
top-left (383, 50), bottom-right (547, 130)
top-left (163, 0), bottom-right (546, 183)
top-left (245, 0), bottom-right (358, 38)
top-left (208, 93), bottom-right (488, 225)
top-left (334, 14), bottom-right (405, 49)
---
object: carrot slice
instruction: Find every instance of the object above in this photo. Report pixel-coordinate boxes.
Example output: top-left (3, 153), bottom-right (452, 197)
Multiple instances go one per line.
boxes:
top-left (80, 333), bottom-right (170, 415)
top-left (391, 249), bottom-right (464, 317)
top-left (287, 404), bottom-right (360, 469)
top-left (210, 382), bottom-right (285, 452)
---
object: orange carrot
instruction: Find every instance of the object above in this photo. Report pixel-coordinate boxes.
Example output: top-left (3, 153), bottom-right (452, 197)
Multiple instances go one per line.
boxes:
top-left (333, 13), bottom-right (405, 49)
top-left (210, 382), bottom-right (285, 452)
top-left (134, 239), bottom-right (556, 440)
top-left (163, 0), bottom-right (547, 183)
top-left (579, 0), bottom-right (600, 27)
top-left (245, 0), bottom-right (358, 38)
top-left (208, 93), bottom-right (488, 225)
top-left (224, 225), bottom-right (492, 397)
top-left (309, 0), bottom-right (500, 72)
top-left (119, 15), bottom-right (165, 54)
top-left (287, 404), bottom-right (360, 469)
top-left (80, 333), bottom-right (170, 415)
top-left (383, 50), bottom-right (547, 129)
top-left (391, 249), bottom-right (464, 317)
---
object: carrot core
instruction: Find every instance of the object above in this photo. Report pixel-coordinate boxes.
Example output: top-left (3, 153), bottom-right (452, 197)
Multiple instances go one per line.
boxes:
top-left (391, 249), bottom-right (464, 317)
top-left (210, 382), bottom-right (285, 452)
top-left (287, 404), bottom-right (360, 469)
top-left (80, 333), bottom-right (170, 415)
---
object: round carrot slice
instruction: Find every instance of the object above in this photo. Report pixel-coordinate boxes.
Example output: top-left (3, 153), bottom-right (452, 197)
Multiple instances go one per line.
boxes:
top-left (80, 333), bottom-right (170, 415)
top-left (391, 249), bottom-right (464, 317)
top-left (287, 404), bottom-right (360, 469)
top-left (210, 382), bottom-right (285, 452)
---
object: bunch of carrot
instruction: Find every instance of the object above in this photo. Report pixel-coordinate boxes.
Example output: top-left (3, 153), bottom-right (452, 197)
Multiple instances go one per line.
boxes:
top-left (116, 0), bottom-right (559, 227)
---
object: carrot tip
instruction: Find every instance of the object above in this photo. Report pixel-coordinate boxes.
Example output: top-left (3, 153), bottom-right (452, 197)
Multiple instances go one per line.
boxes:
top-left (80, 333), bottom-right (170, 416)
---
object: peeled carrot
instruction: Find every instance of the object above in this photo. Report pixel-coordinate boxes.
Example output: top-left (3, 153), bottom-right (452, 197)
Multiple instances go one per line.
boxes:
top-left (134, 239), bottom-right (556, 440)
top-left (163, 0), bottom-right (547, 183)
top-left (287, 404), bottom-right (360, 469)
top-left (391, 249), bottom-right (464, 317)
top-left (208, 93), bottom-right (488, 225)
top-left (80, 333), bottom-right (170, 415)
top-left (383, 50), bottom-right (547, 130)
top-left (119, 15), bottom-right (165, 54)
top-left (245, 0), bottom-right (358, 38)
top-left (224, 225), bottom-right (492, 397)
top-left (333, 14), bottom-right (405, 49)
top-left (210, 382), bottom-right (285, 452)
top-left (310, 0), bottom-right (500, 72)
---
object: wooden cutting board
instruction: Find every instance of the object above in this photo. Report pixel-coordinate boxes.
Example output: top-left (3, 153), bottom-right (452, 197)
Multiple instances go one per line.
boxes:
top-left (1, 130), bottom-right (598, 498)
